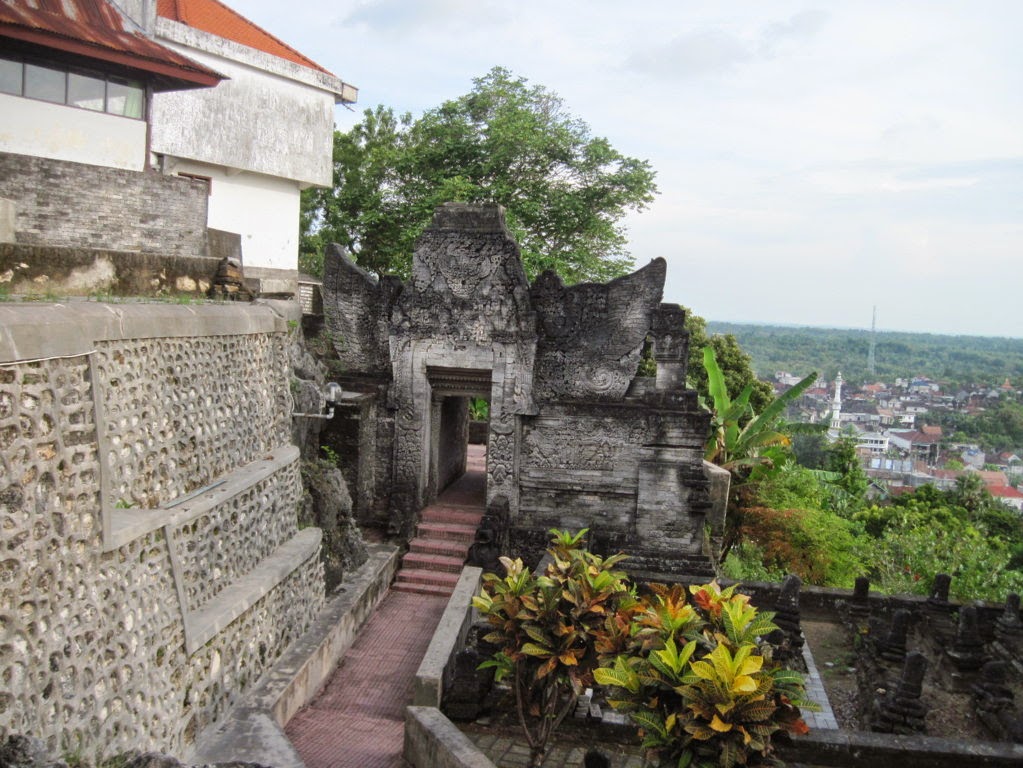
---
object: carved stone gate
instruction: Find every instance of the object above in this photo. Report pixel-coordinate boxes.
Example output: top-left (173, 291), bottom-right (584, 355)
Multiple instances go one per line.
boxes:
top-left (322, 203), bottom-right (715, 576)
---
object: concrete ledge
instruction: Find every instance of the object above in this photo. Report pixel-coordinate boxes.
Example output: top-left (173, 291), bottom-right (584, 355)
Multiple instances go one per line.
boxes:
top-left (0, 300), bottom-right (287, 363)
top-left (414, 566), bottom-right (482, 707)
top-left (781, 727), bottom-right (1023, 768)
top-left (404, 706), bottom-right (498, 768)
top-left (185, 527), bottom-right (323, 655)
top-left (107, 445), bottom-right (300, 550)
top-left (191, 543), bottom-right (401, 766)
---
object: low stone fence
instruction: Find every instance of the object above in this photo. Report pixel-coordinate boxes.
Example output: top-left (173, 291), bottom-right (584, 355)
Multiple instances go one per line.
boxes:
top-left (404, 707), bottom-right (497, 768)
top-left (414, 567), bottom-right (483, 707)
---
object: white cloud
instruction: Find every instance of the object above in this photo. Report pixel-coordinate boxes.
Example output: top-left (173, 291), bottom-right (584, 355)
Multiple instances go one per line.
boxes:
top-left (235, 0), bottom-right (1023, 336)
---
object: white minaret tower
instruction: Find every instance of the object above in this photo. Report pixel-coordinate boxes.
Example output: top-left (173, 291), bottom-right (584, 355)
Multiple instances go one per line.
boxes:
top-left (830, 372), bottom-right (844, 432)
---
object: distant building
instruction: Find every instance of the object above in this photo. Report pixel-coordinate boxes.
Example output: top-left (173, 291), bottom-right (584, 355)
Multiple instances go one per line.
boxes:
top-left (888, 426), bottom-right (942, 465)
top-left (990, 485), bottom-right (1023, 512)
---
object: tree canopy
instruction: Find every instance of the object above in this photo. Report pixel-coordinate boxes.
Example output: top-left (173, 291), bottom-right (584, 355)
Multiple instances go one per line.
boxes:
top-left (300, 67), bottom-right (658, 283)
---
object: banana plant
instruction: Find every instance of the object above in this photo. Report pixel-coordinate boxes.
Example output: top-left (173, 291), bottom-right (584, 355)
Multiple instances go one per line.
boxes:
top-left (703, 346), bottom-right (818, 472)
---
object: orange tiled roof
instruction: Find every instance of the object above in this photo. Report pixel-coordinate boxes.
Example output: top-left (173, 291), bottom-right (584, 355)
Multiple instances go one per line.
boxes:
top-left (0, 0), bottom-right (221, 89)
top-left (990, 485), bottom-right (1023, 499)
top-left (157, 0), bottom-right (331, 74)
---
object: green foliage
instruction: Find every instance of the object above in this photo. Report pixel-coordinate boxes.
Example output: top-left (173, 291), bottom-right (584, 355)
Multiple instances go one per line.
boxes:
top-left (686, 315), bottom-right (774, 416)
top-left (320, 445), bottom-right (341, 465)
top-left (302, 67), bottom-right (658, 284)
top-left (821, 439), bottom-right (869, 516)
top-left (721, 541), bottom-right (788, 584)
top-left (851, 480), bottom-right (1023, 601)
top-left (472, 529), bottom-right (630, 767)
top-left (469, 397), bottom-right (490, 421)
top-left (927, 398), bottom-right (1023, 453)
top-left (594, 581), bottom-right (813, 768)
top-left (705, 321), bottom-right (1023, 389)
top-left (703, 347), bottom-right (817, 472)
top-left (733, 505), bottom-right (867, 588)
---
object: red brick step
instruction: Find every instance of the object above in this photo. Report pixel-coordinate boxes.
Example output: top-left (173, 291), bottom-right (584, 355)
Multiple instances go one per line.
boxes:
top-left (416, 521), bottom-right (476, 544)
top-left (409, 536), bottom-right (468, 557)
top-left (401, 551), bottom-right (465, 574)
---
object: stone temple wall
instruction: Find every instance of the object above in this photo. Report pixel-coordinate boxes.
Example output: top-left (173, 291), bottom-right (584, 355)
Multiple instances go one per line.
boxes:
top-left (0, 301), bottom-right (323, 760)
top-left (320, 204), bottom-right (714, 576)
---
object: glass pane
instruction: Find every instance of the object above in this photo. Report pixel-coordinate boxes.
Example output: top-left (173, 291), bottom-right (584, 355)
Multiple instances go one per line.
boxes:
top-left (0, 58), bottom-right (21, 95)
top-left (68, 71), bottom-right (105, 111)
top-left (24, 63), bottom-right (65, 103)
top-left (107, 78), bottom-right (144, 118)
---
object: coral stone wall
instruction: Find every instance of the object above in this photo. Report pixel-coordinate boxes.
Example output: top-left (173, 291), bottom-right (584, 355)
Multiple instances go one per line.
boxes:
top-left (0, 302), bottom-right (323, 761)
top-left (92, 333), bottom-right (291, 507)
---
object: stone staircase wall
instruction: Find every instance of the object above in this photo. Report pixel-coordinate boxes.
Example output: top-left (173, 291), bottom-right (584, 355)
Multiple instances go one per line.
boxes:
top-left (0, 301), bottom-right (323, 761)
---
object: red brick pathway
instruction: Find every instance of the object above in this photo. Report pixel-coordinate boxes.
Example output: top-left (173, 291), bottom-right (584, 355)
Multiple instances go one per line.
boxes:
top-left (285, 446), bottom-right (486, 768)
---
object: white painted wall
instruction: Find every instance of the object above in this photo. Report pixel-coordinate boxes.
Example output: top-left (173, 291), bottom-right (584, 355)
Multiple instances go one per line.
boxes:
top-left (170, 159), bottom-right (299, 270)
top-left (0, 93), bottom-right (146, 171)
top-left (150, 22), bottom-right (340, 187)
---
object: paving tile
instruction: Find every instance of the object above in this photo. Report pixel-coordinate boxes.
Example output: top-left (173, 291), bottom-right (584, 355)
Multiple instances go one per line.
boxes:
top-left (285, 462), bottom-right (486, 768)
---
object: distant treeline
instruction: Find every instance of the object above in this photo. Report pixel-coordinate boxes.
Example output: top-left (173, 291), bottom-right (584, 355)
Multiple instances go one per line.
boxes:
top-left (705, 322), bottom-right (1023, 388)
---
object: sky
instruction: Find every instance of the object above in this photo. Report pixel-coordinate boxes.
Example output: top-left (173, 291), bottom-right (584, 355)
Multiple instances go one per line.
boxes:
top-left (240, 1), bottom-right (1021, 338)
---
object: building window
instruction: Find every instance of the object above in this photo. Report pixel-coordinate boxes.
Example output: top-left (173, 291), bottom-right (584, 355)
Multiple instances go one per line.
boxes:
top-left (24, 62), bottom-right (65, 104)
top-left (68, 70), bottom-right (105, 111)
top-left (107, 77), bottom-right (145, 118)
top-left (0, 56), bottom-right (146, 119)
top-left (0, 57), bottom-right (21, 95)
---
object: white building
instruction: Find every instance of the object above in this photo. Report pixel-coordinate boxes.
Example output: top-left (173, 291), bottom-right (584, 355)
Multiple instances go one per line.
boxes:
top-left (146, 0), bottom-right (356, 277)
top-left (1, 0), bottom-right (355, 282)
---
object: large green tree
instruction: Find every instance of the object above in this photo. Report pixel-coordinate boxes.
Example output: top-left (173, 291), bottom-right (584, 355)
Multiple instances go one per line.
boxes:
top-left (301, 67), bottom-right (658, 282)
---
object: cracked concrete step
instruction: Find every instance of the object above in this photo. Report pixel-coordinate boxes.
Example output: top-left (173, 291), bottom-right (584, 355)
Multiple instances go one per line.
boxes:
top-left (408, 536), bottom-right (469, 557)
top-left (416, 521), bottom-right (476, 543)
top-left (401, 551), bottom-right (465, 574)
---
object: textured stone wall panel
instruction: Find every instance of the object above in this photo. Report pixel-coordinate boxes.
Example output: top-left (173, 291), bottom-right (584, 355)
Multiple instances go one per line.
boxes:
top-left (0, 356), bottom-right (184, 757)
top-left (171, 462), bottom-right (300, 612)
top-left (0, 322), bottom-right (322, 760)
top-left (181, 555), bottom-right (323, 747)
top-left (0, 153), bottom-right (208, 257)
top-left (93, 334), bottom-right (290, 507)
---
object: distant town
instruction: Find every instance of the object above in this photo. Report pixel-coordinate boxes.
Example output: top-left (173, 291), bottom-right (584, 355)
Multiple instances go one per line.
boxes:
top-left (783, 371), bottom-right (1023, 510)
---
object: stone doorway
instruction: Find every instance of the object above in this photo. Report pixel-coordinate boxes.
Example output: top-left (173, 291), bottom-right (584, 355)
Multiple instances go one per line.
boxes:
top-left (427, 366), bottom-right (491, 505)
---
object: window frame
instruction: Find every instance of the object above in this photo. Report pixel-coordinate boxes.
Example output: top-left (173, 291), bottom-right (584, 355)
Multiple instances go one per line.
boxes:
top-left (0, 54), bottom-right (147, 120)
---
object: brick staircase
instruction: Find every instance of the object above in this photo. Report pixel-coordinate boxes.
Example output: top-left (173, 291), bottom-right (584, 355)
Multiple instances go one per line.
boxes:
top-left (393, 447), bottom-right (486, 596)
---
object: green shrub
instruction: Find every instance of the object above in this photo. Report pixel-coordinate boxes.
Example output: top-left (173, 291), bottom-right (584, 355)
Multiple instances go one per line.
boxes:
top-left (595, 581), bottom-right (814, 768)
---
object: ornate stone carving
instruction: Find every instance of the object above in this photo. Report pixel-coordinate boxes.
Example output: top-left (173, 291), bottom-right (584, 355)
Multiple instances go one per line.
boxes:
top-left (531, 258), bottom-right (666, 401)
top-left (321, 244), bottom-right (402, 377)
top-left (521, 417), bottom-right (648, 471)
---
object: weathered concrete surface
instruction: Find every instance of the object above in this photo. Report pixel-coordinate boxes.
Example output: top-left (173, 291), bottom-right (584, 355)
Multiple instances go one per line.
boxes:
top-left (190, 544), bottom-right (399, 765)
top-left (414, 567), bottom-right (483, 707)
top-left (404, 707), bottom-right (498, 768)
